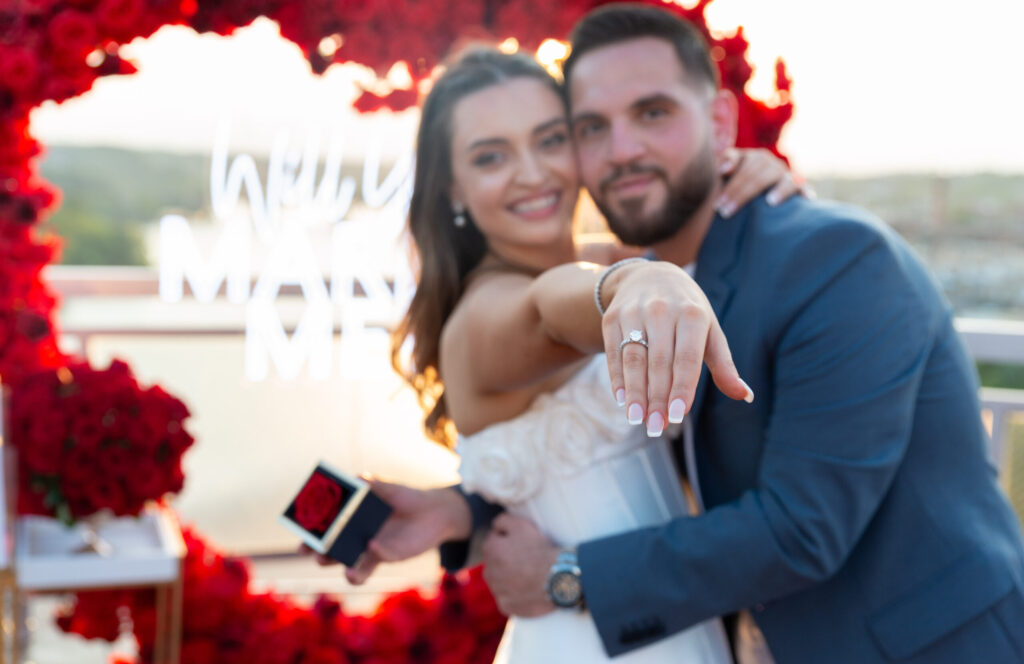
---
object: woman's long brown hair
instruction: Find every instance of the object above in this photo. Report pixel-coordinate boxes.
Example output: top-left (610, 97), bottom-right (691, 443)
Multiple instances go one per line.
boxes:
top-left (390, 49), bottom-right (563, 448)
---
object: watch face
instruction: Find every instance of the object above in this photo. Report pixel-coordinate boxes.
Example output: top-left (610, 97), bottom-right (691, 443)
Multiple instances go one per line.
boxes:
top-left (549, 570), bottom-right (582, 607)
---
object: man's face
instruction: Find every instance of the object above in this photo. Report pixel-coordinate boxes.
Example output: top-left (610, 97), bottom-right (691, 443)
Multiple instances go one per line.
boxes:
top-left (569, 37), bottom-right (718, 246)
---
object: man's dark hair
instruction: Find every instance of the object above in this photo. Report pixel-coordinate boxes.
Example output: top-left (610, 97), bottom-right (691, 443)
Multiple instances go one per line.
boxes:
top-left (562, 3), bottom-right (719, 94)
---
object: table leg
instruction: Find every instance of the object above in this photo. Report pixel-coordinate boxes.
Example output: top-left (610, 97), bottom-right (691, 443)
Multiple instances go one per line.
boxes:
top-left (153, 584), bottom-right (169, 664)
top-left (168, 568), bottom-right (183, 664)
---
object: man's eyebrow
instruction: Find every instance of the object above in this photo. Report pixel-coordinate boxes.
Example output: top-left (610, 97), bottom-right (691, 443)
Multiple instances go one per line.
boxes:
top-left (570, 111), bottom-right (604, 126)
top-left (631, 93), bottom-right (677, 110)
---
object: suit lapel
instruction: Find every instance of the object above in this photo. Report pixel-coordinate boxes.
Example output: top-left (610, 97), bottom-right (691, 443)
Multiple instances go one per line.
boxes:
top-left (689, 207), bottom-right (751, 432)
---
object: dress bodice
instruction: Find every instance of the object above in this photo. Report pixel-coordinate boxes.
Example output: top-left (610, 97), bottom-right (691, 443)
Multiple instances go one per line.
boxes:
top-left (457, 355), bottom-right (690, 548)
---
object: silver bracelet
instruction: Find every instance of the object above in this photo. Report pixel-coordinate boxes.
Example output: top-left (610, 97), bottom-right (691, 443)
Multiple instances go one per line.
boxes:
top-left (593, 257), bottom-right (648, 316)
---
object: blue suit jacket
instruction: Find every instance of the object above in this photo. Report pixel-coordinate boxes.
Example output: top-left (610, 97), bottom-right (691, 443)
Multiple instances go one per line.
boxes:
top-left (578, 196), bottom-right (1024, 662)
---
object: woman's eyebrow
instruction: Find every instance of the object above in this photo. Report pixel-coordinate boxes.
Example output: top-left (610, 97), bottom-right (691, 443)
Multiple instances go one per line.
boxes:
top-left (467, 137), bottom-right (509, 152)
top-left (532, 117), bottom-right (569, 135)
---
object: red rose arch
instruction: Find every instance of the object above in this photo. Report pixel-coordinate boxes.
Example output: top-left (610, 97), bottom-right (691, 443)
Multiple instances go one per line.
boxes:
top-left (0, 0), bottom-right (792, 661)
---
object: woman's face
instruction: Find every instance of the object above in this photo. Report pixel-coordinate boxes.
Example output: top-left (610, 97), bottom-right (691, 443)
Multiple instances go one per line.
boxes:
top-left (448, 77), bottom-right (579, 260)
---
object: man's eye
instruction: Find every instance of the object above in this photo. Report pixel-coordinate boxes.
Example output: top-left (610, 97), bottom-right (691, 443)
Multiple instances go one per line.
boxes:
top-left (641, 107), bottom-right (668, 121)
top-left (575, 121), bottom-right (604, 139)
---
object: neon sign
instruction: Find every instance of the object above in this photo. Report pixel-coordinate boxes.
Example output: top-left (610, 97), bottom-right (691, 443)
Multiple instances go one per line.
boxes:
top-left (159, 121), bottom-right (416, 381)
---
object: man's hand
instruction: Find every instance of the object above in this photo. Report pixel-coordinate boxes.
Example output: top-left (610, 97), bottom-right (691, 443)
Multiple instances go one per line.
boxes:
top-left (303, 480), bottom-right (472, 585)
top-left (481, 513), bottom-right (560, 617)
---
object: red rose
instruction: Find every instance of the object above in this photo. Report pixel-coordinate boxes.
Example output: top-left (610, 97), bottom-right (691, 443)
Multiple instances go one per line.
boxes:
top-left (180, 638), bottom-right (220, 664)
top-left (292, 471), bottom-right (343, 534)
top-left (0, 47), bottom-right (41, 94)
top-left (47, 9), bottom-right (99, 61)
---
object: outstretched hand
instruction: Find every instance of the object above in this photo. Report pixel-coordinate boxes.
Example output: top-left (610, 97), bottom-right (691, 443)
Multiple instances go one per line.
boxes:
top-left (601, 261), bottom-right (754, 436)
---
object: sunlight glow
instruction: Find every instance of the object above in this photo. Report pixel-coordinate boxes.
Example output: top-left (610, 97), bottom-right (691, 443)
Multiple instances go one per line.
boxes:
top-left (536, 39), bottom-right (569, 79)
top-left (498, 37), bottom-right (519, 54)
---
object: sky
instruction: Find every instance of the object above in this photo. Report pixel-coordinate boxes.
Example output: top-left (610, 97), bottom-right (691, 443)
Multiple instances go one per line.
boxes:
top-left (28, 0), bottom-right (1024, 177)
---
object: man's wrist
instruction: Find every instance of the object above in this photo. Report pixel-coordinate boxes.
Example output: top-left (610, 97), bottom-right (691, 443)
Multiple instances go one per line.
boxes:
top-left (546, 547), bottom-right (585, 609)
top-left (438, 487), bottom-right (473, 541)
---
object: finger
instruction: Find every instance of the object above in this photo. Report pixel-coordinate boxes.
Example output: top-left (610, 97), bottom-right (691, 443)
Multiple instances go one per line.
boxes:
top-left (602, 313), bottom-right (627, 407)
top-left (704, 316), bottom-right (754, 403)
top-left (717, 147), bottom-right (741, 175)
top-left (799, 182), bottom-right (817, 199)
top-left (315, 553), bottom-right (335, 566)
top-left (643, 300), bottom-right (673, 437)
top-left (366, 536), bottom-right (400, 563)
top-left (717, 166), bottom-right (765, 218)
top-left (668, 305), bottom-right (710, 420)
top-left (491, 513), bottom-right (512, 535)
top-left (345, 550), bottom-right (381, 585)
top-left (765, 173), bottom-right (799, 206)
top-left (618, 320), bottom-right (649, 428)
top-left (718, 148), bottom-right (795, 215)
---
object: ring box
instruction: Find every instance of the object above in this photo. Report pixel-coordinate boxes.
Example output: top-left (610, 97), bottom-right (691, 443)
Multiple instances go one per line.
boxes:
top-left (278, 462), bottom-right (391, 566)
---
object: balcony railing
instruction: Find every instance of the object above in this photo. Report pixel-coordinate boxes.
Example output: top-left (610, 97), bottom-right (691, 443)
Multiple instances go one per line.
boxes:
top-left (46, 266), bottom-right (1024, 467)
top-left (37, 266), bottom-right (1024, 595)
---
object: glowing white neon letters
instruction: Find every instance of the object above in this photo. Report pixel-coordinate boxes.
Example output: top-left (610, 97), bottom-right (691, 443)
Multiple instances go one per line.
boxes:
top-left (159, 121), bottom-right (415, 381)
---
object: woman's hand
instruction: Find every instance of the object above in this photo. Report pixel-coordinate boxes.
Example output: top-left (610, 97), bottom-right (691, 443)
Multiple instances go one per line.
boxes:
top-left (600, 262), bottom-right (753, 436)
top-left (715, 147), bottom-right (813, 218)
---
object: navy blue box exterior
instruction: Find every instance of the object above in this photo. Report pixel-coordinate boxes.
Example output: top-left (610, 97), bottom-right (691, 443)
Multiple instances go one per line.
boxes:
top-left (327, 490), bottom-right (392, 566)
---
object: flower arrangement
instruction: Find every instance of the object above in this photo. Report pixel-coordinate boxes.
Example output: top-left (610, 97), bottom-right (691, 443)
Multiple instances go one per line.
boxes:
top-left (0, 0), bottom-right (791, 661)
top-left (7, 359), bottom-right (193, 524)
top-left (59, 527), bottom-right (508, 664)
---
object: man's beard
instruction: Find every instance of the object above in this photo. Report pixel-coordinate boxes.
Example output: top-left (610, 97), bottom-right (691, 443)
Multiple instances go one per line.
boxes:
top-left (594, 140), bottom-right (716, 247)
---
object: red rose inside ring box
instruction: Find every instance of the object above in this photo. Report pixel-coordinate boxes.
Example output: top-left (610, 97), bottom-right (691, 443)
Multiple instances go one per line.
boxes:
top-left (280, 462), bottom-right (391, 566)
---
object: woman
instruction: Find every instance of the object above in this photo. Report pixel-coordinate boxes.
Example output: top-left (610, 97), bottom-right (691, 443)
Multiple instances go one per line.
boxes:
top-left (381, 48), bottom-right (797, 663)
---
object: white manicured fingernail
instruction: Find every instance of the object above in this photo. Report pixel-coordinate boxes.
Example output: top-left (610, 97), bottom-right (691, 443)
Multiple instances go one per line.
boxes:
top-left (627, 403), bottom-right (644, 425)
top-left (668, 399), bottom-right (686, 423)
top-left (739, 379), bottom-right (755, 403)
top-left (615, 389), bottom-right (626, 406)
top-left (766, 191), bottom-right (780, 206)
top-left (719, 201), bottom-right (735, 218)
top-left (646, 412), bottom-right (665, 437)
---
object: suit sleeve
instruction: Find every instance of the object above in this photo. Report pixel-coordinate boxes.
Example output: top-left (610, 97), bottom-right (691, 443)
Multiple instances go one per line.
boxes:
top-left (438, 486), bottom-right (505, 571)
top-left (578, 224), bottom-right (939, 655)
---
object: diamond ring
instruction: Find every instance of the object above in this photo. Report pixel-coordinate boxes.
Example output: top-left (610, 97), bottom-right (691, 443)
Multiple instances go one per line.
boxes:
top-left (618, 329), bottom-right (648, 351)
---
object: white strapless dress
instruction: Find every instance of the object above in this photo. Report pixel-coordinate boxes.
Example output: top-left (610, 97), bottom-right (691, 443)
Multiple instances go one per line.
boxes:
top-left (458, 355), bottom-right (733, 664)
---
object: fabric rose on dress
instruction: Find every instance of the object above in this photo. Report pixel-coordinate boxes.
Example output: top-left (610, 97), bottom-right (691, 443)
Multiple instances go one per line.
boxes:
top-left (293, 471), bottom-right (343, 534)
top-left (532, 397), bottom-right (599, 476)
top-left (458, 430), bottom-right (542, 505)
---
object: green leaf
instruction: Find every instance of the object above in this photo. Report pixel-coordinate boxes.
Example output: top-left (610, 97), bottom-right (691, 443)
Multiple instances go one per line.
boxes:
top-left (56, 502), bottom-right (74, 527)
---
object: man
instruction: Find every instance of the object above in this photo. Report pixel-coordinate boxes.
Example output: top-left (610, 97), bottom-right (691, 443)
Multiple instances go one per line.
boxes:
top-left (471, 5), bottom-right (1024, 663)
top-left (351, 5), bottom-right (1024, 663)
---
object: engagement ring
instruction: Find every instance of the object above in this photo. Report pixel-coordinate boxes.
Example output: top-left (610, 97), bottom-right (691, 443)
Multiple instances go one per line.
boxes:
top-left (619, 329), bottom-right (648, 351)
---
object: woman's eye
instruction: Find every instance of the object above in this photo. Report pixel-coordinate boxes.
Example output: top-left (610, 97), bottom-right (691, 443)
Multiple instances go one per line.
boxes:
top-left (472, 151), bottom-right (505, 167)
top-left (539, 131), bottom-right (568, 149)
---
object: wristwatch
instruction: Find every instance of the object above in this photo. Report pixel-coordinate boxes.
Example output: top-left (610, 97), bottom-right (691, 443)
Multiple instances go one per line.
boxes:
top-left (546, 549), bottom-right (584, 609)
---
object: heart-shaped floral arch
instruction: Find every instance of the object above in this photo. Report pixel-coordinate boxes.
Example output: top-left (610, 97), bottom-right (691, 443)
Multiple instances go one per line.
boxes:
top-left (0, 0), bottom-right (791, 661)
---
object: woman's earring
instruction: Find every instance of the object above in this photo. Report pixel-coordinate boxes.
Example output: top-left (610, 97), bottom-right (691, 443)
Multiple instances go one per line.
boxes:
top-left (453, 202), bottom-right (467, 228)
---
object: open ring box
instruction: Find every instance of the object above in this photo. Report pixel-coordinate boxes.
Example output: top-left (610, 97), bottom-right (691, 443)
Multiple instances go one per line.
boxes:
top-left (279, 462), bottom-right (391, 566)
